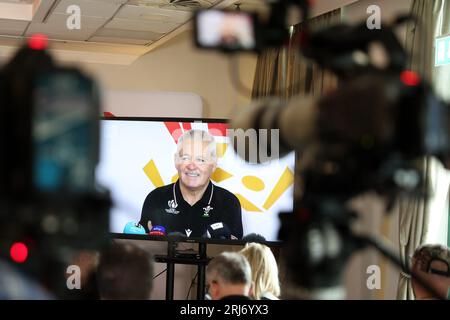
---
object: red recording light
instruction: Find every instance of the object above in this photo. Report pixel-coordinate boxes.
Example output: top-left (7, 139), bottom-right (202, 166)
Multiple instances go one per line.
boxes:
top-left (400, 70), bottom-right (421, 87)
top-left (28, 34), bottom-right (48, 51)
top-left (10, 242), bottom-right (29, 263)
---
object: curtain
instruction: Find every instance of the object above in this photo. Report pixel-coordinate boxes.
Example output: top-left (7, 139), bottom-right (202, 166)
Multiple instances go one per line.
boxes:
top-left (397, 0), bottom-right (450, 300)
top-left (284, 12), bottom-right (340, 99)
top-left (405, 0), bottom-right (436, 81)
top-left (251, 9), bottom-right (341, 100)
top-left (252, 48), bottom-right (283, 98)
top-left (397, 158), bottom-right (431, 300)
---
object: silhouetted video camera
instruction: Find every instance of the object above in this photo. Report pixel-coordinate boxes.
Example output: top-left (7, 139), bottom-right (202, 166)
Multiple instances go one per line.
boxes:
top-left (0, 35), bottom-right (110, 298)
top-left (194, 2), bottom-right (450, 298)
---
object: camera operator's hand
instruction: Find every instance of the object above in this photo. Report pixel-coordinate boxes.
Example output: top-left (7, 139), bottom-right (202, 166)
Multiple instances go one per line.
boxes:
top-left (411, 261), bottom-right (449, 300)
top-left (412, 250), bottom-right (432, 272)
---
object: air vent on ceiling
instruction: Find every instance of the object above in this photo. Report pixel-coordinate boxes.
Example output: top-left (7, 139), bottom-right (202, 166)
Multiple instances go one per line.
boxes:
top-left (128, 0), bottom-right (217, 11)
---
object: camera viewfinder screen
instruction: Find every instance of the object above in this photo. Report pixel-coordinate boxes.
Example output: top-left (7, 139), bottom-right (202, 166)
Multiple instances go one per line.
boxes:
top-left (196, 10), bottom-right (256, 51)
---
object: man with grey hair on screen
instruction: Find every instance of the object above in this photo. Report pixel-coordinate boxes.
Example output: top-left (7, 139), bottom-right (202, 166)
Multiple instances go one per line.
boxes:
top-left (140, 129), bottom-right (243, 239)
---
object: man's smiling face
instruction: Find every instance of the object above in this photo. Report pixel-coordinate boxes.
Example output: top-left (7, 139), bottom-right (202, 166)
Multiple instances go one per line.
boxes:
top-left (175, 138), bottom-right (216, 192)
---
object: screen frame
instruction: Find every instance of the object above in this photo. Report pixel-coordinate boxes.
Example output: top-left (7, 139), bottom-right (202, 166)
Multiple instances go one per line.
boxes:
top-left (100, 116), bottom-right (291, 246)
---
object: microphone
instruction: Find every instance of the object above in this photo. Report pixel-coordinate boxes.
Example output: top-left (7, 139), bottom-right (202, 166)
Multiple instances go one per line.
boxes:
top-left (167, 231), bottom-right (187, 238)
top-left (123, 222), bottom-right (146, 235)
top-left (149, 225), bottom-right (166, 236)
top-left (203, 222), bottom-right (232, 239)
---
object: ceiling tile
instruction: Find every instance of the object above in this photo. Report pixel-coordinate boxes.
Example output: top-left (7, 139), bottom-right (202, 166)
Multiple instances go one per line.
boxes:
top-left (95, 28), bottom-right (163, 41)
top-left (26, 12), bottom-right (107, 33)
top-left (89, 36), bottom-right (151, 45)
top-left (127, 0), bottom-right (219, 12)
top-left (53, 0), bottom-right (125, 18)
top-left (105, 18), bottom-right (179, 33)
top-left (26, 31), bottom-right (93, 41)
top-left (0, 18), bottom-right (29, 36)
top-left (116, 4), bottom-right (192, 24)
top-left (0, 29), bottom-right (24, 36)
top-left (25, 13), bottom-right (103, 40)
top-left (0, 0), bottom-right (35, 3)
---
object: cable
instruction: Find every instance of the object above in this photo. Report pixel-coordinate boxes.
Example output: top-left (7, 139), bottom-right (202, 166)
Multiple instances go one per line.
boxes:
top-left (153, 268), bottom-right (167, 280)
top-left (186, 272), bottom-right (198, 300)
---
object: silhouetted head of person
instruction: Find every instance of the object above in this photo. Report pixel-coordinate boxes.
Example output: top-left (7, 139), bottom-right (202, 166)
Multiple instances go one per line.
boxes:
top-left (206, 252), bottom-right (252, 300)
top-left (97, 242), bottom-right (154, 300)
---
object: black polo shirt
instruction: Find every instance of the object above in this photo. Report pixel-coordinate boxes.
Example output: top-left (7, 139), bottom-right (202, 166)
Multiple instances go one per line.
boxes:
top-left (139, 180), bottom-right (243, 239)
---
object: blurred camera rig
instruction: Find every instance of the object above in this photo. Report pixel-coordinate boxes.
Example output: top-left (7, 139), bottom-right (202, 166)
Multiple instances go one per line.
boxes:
top-left (0, 35), bottom-right (110, 298)
top-left (194, 0), bottom-right (450, 298)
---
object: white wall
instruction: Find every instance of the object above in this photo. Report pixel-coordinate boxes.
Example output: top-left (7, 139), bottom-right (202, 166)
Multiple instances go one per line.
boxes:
top-left (79, 31), bottom-right (257, 119)
top-left (101, 90), bottom-right (203, 117)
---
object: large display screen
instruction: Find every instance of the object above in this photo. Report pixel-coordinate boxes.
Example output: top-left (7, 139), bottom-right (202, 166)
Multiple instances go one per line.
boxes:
top-left (96, 118), bottom-right (295, 242)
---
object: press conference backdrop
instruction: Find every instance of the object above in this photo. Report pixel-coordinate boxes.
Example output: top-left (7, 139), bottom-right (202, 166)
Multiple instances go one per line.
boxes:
top-left (97, 119), bottom-right (295, 241)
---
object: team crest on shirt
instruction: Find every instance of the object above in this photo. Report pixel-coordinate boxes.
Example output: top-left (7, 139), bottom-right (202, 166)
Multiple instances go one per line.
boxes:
top-left (165, 200), bottom-right (179, 214)
top-left (202, 205), bottom-right (213, 217)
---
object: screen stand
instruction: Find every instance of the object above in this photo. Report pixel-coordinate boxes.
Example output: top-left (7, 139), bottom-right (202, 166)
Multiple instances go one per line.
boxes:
top-left (155, 240), bottom-right (210, 300)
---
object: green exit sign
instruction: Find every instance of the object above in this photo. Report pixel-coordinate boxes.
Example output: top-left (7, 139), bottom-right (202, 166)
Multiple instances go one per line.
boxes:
top-left (435, 35), bottom-right (450, 66)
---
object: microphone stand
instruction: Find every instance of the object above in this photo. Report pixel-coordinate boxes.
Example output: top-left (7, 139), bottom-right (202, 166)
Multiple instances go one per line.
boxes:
top-left (155, 238), bottom-right (210, 300)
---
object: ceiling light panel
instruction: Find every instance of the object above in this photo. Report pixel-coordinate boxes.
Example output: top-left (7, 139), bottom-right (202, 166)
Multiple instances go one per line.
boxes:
top-left (127, 0), bottom-right (218, 12)
top-left (0, 17), bottom-right (29, 36)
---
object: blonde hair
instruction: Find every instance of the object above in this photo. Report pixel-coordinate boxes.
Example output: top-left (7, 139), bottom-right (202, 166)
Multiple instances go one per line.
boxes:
top-left (239, 243), bottom-right (280, 299)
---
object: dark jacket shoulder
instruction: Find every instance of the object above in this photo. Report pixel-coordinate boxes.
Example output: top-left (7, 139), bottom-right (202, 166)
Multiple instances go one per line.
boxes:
top-left (213, 184), bottom-right (240, 203)
top-left (147, 183), bottom-right (174, 196)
